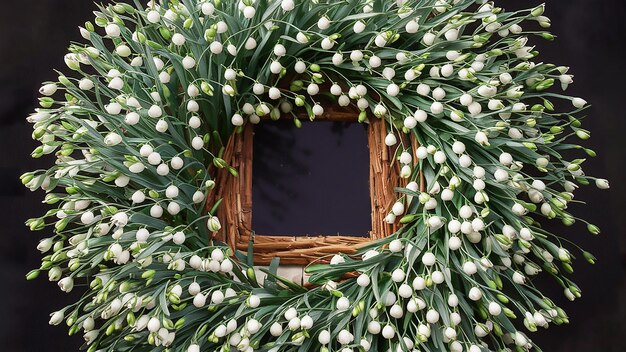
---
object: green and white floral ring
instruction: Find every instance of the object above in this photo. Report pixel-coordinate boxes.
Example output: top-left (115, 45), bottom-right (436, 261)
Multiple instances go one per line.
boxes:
top-left (24, 1), bottom-right (608, 351)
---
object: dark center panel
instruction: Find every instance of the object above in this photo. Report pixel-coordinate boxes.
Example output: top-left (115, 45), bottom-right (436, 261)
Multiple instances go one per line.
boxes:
top-left (251, 120), bottom-right (371, 237)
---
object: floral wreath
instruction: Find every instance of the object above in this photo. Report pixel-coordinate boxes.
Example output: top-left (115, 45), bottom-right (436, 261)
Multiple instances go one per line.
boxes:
top-left (24, 0), bottom-right (609, 351)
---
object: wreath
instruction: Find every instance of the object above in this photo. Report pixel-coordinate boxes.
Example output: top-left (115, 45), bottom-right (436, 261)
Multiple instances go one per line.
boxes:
top-left (23, 0), bottom-right (609, 351)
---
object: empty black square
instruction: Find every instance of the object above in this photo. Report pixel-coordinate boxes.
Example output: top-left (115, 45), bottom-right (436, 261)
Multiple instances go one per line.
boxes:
top-left (251, 120), bottom-right (371, 237)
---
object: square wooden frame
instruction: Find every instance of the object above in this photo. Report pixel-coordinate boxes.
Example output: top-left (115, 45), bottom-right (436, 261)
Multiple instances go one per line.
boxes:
top-left (208, 106), bottom-right (408, 265)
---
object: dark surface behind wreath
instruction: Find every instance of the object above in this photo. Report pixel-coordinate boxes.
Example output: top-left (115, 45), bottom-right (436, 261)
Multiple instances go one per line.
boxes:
top-left (0, 0), bottom-right (625, 351)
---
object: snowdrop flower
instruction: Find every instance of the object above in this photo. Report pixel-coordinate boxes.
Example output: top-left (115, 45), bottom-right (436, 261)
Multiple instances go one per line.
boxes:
top-left (384, 133), bottom-right (397, 146)
top-left (357, 273), bottom-right (371, 286)
top-left (369, 55), bottom-right (382, 68)
top-left (337, 330), bottom-right (354, 345)
top-left (468, 287), bottom-right (482, 301)
top-left (399, 151), bottom-right (412, 165)
top-left (187, 84), bottom-right (200, 98)
top-left (337, 297), bottom-right (350, 311)
top-left (140, 144), bottom-right (154, 156)
top-left (433, 151), bottom-right (446, 164)
top-left (147, 104), bottom-right (163, 118)
top-left (475, 131), bottom-right (489, 146)
top-left (463, 261), bottom-right (478, 275)
top-left (390, 304), bottom-right (403, 318)
top-left (58, 277), bottom-right (74, 292)
top-left (499, 152), bottom-right (513, 166)
top-left (242, 6), bottom-right (256, 19)
top-left (318, 16), bottom-right (331, 30)
top-left (39, 83), bottom-right (58, 96)
top-left (49, 310), bottom-right (64, 325)
top-left (512, 203), bottom-right (527, 216)
top-left (332, 53), bottom-right (344, 66)
top-left (270, 322), bottom-right (283, 337)
top-left (431, 102), bottom-right (444, 114)
top-left (300, 315), bottom-right (313, 329)
top-left (321, 37), bottom-right (335, 49)
top-left (207, 216), bottom-right (221, 232)
top-left (478, 85), bottom-right (497, 98)
top-left (270, 60), bottom-right (283, 74)
top-left (382, 325), bottom-right (395, 339)
top-left (231, 113), bottom-right (244, 126)
top-left (459, 93), bottom-right (473, 106)
top-left (422, 252), bottom-right (436, 266)
top-left (595, 178), bottom-right (610, 189)
top-left (432, 87), bottom-right (446, 100)
top-left (105, 23), bottom-right (121, 37)
top-left (281, 0), bottom-right (295, 11)
top-left (382, 67), bottom-right (395, 80)
top-left (209, 41), bottom-right (223, 54)
top-left (171, 156), bottom-right (184, 170)
top-left (416, 83), bottom-right (430, 96)
top-left (104, 132), bottom-right (123, 146)
top-left (423, 32), bottom-right (436, 46)
top-left (318, 329), bottom-right (331, 344)
top-left (440, 64), bottom-right (454, 77)
top-left (391, 202), bottom-right (404, 216)
top-left (391, 269), bottom-right (405, 282)
top-left (375, 33), bottom-right (388, 47)
top-left (146, 10), bottom-right (161, 23)
top-left (330, 254), bottom-right (345, 265)
top-left (245, 37), bottom-right (257, 50)
top-left (406, 20), bottom-right (419, 33)
top-left (274, 44), bottom-right (286, 57)
top-left (155, 119), bottom-right (169, 133)
top-left (572, 97), bottom-right (587, 108)
top-left (353, 20), bottom-right (366, 33)
top-left (312, 104), bottom-right (324, 116)
top-left (78, 78), bottom-right (94, 90)
top-left (386, 83), bottom-right (400, 96)
top-left (105, 102), bottom-right (122, 115)
top-left (403, 115), bottom-right (417, 129)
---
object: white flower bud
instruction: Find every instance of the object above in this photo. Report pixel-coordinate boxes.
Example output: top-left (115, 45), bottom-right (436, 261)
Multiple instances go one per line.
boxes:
top-left (270, 322), bottom-right (283, 336)
top-left (391, 269), bottom-right (405, 283)
top-left (375, 34), bottom-right (388, 47)
top-left (595, 178), bottom-right (610, 189)
top-left (369, 55), bottom-right (381, 68)
top-left (357, 273), bottom-right (371, 287)
top-left (433, 150), bottom-right (446, 164)
top-left (448, 236), bottom-right (462, 250)
top-left (385, 133), bottom-right (397, 146)
top-left (242, 6), bottom-right (256, 19)
top-left (512, 203), bottom-right (527, 216)
top-left (105, 23), bottom-right (121, 37)
top-left (386, 83), bottom-right (400, 96)
top-left (312, 104), bottom-right (324, 116)
top-left (155, 119), bottom-right (169, 132)
top-left (321, 37), bottom-right (334, 49)
top-left (475, 131), bottom-right (489, 145)
top-left (209, 41), bottom-right (223, 54)
top-left (382, 325), bottom-right (395, 339)
top-left (353, 20), bottom-right (366, 33)
top-left (468, 287), bottom-right (482, 301)
top-left (422, 252), bottom-right (436, 266)
top-left (390, 304), bottom-right (403, 319)
top-left (572, 97), bottom-right (587, 108)
top-left (171, 156), bottom-right (184, 170)
top-left (405, 20), bottom-right (419, 33)
top-left (207, 216), bottom-right (221, 232)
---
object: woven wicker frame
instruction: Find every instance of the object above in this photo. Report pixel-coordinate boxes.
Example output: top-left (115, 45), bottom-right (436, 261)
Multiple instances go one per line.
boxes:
top-left (207, 106), bottom-right (419, 265)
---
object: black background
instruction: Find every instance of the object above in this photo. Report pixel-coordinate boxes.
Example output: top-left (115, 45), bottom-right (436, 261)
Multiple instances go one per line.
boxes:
top-left (0, 1), bottom-right (624, 351)
top-left (252, 120), bottom-right (372, 237)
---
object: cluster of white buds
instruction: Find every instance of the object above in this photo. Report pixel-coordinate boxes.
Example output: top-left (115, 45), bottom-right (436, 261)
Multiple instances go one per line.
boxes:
top-left (188, 248), bottom-right (233, 275)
